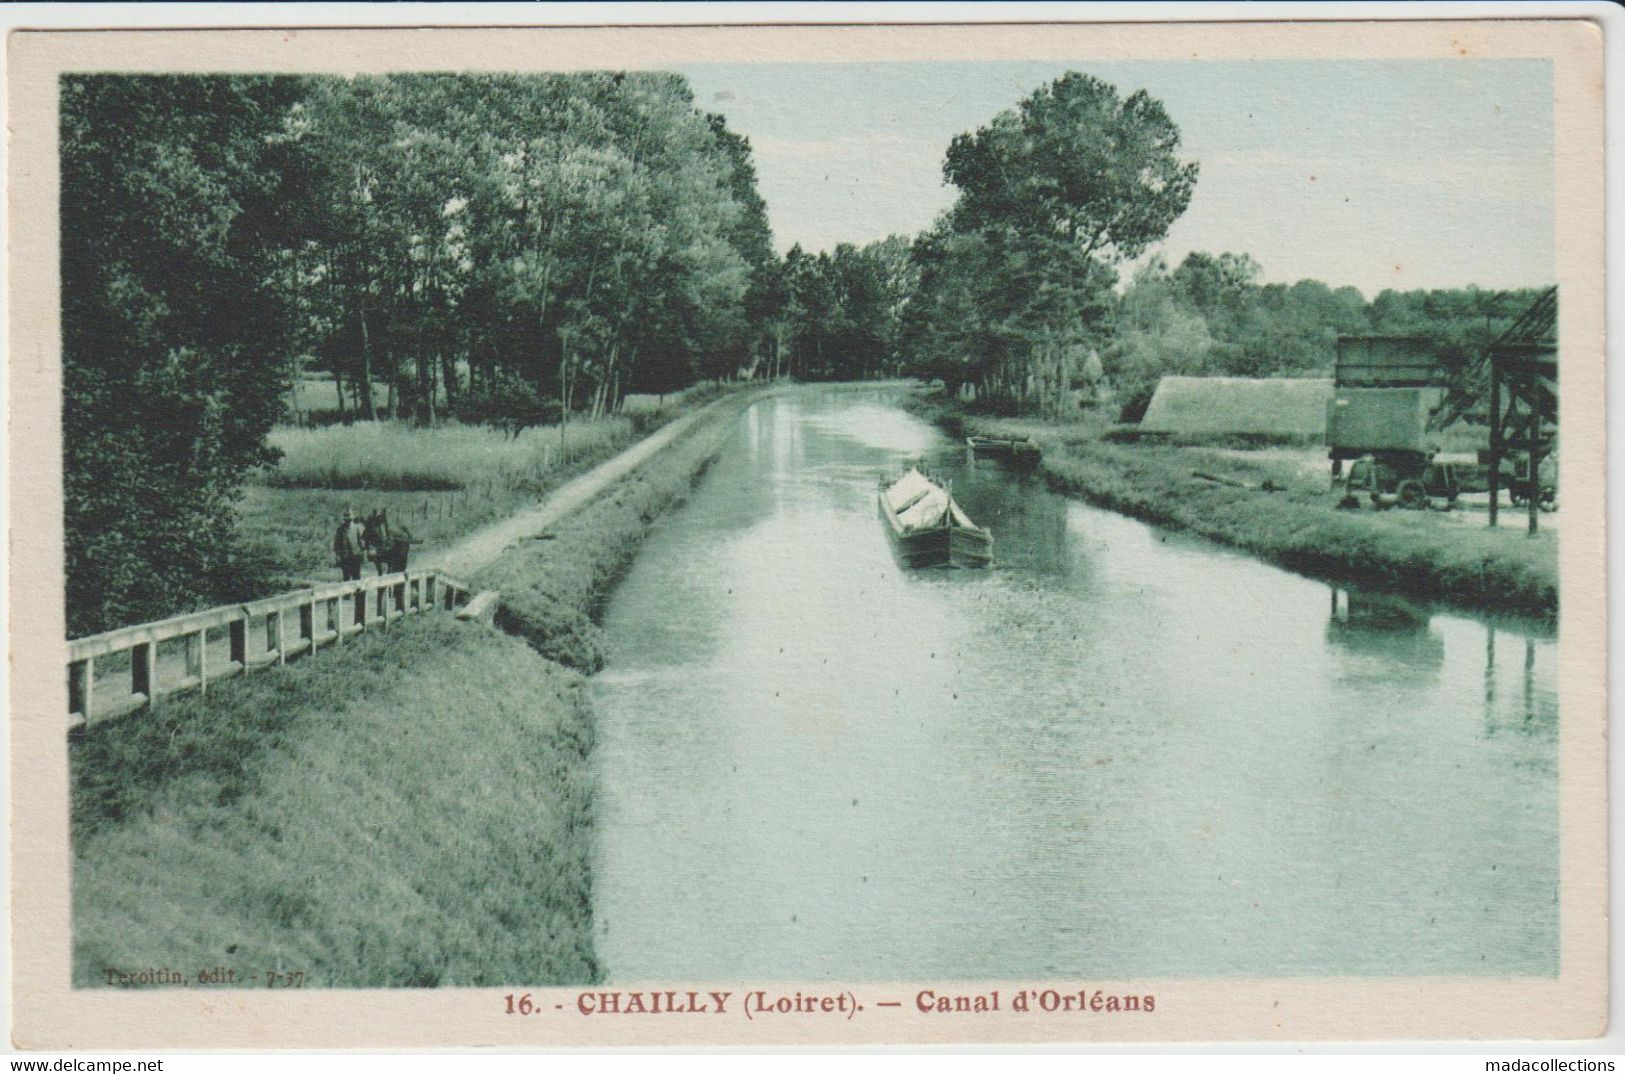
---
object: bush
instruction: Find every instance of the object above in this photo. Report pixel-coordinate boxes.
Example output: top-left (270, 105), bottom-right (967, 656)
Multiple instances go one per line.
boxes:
top-left (452, 373), bottom-right (559, 437)
top-left (496, 589), bottom-right (606, 674)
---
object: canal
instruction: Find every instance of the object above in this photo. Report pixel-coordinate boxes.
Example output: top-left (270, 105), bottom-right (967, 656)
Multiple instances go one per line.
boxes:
top-left (591, 388), bottom-right (1558, 982)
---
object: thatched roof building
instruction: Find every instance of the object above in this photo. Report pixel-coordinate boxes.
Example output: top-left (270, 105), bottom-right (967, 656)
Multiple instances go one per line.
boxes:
top-left (1138, 376), bottom-right (1334, 438)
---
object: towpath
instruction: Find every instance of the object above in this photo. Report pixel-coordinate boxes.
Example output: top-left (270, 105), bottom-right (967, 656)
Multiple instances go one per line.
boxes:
top-left (424, 392), bottom-right (746, 579)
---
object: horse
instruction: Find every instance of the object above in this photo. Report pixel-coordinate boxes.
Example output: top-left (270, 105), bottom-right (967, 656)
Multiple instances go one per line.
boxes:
top-left (361, 508), bottom-right (412, 575)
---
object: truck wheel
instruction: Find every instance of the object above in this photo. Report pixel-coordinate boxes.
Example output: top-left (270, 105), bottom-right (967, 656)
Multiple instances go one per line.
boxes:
top-left (1397, 481), bottom-right (1427, 510)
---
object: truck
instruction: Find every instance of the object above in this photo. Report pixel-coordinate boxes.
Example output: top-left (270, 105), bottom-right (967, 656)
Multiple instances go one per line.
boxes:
top-left (1326, 338), bottom-right (1465, 511)
top-left (1326, 385), bottom-right (1457, 510)
top-left (1341, 454), bottom-right (1461, 510)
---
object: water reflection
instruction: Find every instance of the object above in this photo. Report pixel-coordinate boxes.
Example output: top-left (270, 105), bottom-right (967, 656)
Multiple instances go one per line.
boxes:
top-left (592, 389), bottom-right (1559, 982)
top-left (1326, 587), bottom-right (1445, 681)
top-left (1483, 627), bottom-right (1558, 739)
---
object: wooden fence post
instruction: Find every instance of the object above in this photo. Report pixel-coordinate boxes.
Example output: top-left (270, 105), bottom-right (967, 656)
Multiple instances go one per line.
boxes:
top-left (131, 642), bottom-right (153, 707)
top-left (229, 618), bottom-right (247, 669)
top-left (188, 629), bottom-right (207, 697)
top-left (69, 657), bottom-right (93, 724)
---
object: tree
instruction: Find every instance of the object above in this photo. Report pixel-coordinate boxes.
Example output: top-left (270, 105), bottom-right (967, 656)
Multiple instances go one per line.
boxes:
top-left (943, 72), bottom-right (1198, 262)
top-left (905, 73), bottom-right (1196, 410)
top-left (860, 235), bottom-right (919, 373)
top-left (62, 75), bottom-right (307, 635)
top-left (1104, 258), bottom-right (1212, 418)
top-left (1170, 251), bottom-right (1260, 313)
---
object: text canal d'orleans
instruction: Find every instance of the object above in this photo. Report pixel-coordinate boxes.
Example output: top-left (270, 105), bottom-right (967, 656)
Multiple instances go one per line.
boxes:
top-left (504, 988), bottom-right (1157, 1021)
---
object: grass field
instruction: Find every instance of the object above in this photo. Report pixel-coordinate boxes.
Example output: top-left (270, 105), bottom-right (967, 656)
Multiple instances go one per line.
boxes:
top-left (264, 417), bottom-right (635, 491)
top-left (237, 412), bottom-right (682, 591)
top-left (283, 374), bottom-right (393, 423)
top-left (72, 616), bottom-right (598, 987)
top-left (920, 396), bottom-right (1556, 618)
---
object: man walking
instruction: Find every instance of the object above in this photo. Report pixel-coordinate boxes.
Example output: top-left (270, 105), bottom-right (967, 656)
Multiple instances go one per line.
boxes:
top-left (333, 507), bottom-right (365, 581)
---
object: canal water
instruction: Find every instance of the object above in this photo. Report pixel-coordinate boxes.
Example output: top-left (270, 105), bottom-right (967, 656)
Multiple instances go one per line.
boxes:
top-left (591, 389), bottom-right (1557, 982)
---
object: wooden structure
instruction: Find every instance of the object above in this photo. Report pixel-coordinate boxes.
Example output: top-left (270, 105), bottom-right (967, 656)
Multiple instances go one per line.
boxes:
top-left (1484, 288), bottom-right (1558, 533)
top-left (1331, 288), bottom-right (1557, 532)
top-left (1331, 336), bottom-right (1440, 388)
top-left (67, 569), bottom-right (474, 729)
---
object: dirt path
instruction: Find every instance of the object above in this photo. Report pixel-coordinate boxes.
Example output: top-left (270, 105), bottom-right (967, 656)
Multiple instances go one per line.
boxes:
top-left (424, 394), bottom-right (744, 580)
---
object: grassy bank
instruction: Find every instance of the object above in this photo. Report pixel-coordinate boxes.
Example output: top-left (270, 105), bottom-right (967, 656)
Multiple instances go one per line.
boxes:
top-left (472, 388), bottom-right (766, 673)
top-left (920, 396), bottom-right (1556, 619)
top-left (72, 616), bottom-right (596, 987)
top-left (72, 386), bottom-right (765, 988)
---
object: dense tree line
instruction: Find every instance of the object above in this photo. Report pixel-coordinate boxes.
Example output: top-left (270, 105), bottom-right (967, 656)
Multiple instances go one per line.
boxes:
top-left (63, 73), bottom-right (773, 635)
top-left (751, 236), bottom-right (917, 382)
top-left (289, 73), bottom-right (771, 424)
top-left (1107, 253), bottom-right (1549, 418)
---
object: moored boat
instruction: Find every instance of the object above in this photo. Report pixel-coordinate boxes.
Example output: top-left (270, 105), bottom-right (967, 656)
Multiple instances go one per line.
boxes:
top-left (878, 468), bottom-right (993, 569)
top-left (966, 434), bottom-right (1041, 462)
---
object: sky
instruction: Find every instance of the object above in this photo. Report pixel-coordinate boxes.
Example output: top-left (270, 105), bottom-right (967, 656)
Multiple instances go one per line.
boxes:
top-left (672, 59), bottom-right (1555, 297)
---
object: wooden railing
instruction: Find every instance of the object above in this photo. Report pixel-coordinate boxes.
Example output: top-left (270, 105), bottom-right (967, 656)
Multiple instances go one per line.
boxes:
top-left (67, 569), bottom-right (473, 729)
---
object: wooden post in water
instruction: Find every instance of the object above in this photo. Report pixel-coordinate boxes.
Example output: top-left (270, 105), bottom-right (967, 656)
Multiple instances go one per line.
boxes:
top-left (1524, 637), bottom-right (1536, 720)
top-left (1527, 408), bottom-right (1539, 536)
top-left (1488, 363), bottom-right (1501, 529)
